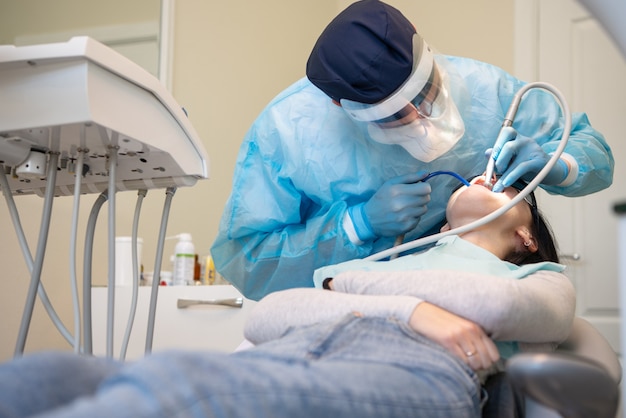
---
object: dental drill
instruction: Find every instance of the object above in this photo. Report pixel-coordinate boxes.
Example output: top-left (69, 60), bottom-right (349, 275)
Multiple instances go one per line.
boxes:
top-left (367, 81), bottom-right (572, 261)
top-left (483, 93), bottom-right (524, 189)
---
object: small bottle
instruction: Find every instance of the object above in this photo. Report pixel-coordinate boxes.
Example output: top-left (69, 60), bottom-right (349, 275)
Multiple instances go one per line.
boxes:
top-left (202, 254), bottom-right (216, 285)
top-left (193, 254), bottom-right (202, 285)
top-left (173, 233), bottom-right (195, 285)
top-left (160, 271), bottom-right (173, 286)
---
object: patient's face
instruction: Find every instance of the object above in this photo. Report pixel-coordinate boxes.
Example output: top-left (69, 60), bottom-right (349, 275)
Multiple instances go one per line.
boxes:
top-left (445, 176), bottom-right (532, 228)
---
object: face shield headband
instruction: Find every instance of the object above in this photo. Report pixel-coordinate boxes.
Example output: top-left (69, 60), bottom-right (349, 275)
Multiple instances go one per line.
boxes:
top-left (340, 35), bottom-right (465, 162)
top-left (340, 35), bottom-right (436, 123)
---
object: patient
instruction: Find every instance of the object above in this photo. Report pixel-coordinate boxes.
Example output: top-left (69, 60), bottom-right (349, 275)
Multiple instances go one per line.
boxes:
top-left (0, 178), bottom-right (574, 418)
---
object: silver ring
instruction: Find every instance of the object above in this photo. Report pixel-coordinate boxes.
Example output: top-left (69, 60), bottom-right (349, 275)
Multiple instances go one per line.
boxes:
top-left (465, 350), bottom-right (475, 357)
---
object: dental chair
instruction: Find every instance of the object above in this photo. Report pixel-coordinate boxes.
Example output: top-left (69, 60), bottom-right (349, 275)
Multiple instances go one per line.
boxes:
top-left (509, 317), bottom-right (621, 418)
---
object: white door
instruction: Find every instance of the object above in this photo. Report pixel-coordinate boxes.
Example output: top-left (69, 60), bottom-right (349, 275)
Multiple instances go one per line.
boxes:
top-left (516, 0), bottom-right (626, 352)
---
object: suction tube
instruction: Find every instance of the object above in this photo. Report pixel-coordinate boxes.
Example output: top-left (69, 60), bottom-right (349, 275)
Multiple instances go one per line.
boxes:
top-left (422, 170), bottom-right (471, 186)
top-left (390, 171), bottom-right (470, 259)
top-left (366, 82), bottom-right (572, 261)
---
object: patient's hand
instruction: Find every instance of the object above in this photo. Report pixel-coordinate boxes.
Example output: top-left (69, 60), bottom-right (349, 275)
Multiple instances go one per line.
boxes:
top-left (409, 302), bottom-right (500, 371)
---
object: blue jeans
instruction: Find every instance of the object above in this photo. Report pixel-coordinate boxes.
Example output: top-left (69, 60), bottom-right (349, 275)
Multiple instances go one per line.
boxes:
top-left (0, 315), bottom-right (482, 418)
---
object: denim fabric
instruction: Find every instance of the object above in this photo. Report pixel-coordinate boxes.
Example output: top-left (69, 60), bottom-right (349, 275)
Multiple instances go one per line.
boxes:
top-left (0, 352), bottom-right (121, 418)
top-left (0, 315), bottom-right (482, 418)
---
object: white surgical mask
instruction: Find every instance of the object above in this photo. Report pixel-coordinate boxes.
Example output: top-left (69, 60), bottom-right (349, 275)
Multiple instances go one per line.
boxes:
top-left (367, 93), bottom-right (465, 162)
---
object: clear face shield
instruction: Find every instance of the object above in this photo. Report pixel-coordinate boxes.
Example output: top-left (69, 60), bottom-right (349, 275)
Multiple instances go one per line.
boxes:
top-left (340, 35), bottom-right (465, 162)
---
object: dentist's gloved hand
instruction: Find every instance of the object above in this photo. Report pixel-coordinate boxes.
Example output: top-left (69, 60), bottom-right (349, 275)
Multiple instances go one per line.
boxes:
top-left (490, 127), bottom-right (568, 192)
top-left (349, 171), bottom-right (431, 241)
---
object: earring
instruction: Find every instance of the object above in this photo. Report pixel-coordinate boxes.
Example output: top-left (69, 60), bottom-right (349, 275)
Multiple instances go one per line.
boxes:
top-left (524, 240), bottom-right (532, 247)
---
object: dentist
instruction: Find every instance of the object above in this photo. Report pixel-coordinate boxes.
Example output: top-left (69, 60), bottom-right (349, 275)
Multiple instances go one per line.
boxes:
top-left (211, 0), bottom-right (613, 301)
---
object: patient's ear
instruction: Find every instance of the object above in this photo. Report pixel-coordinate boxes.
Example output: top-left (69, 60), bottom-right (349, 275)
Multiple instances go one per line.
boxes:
top-left (516, 227), bottom-right (537, 253)
top-left (440, 223), bottom-right (451, 232)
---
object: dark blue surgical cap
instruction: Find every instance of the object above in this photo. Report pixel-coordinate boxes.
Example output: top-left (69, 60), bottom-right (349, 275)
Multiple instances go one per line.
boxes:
top-left (306, 0), bottom-right (417, 104)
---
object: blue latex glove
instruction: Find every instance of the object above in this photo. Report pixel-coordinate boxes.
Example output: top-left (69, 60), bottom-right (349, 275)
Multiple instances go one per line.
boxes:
top-left (349, 171), bottom-right (431, 241)
top-left (490, 127), bottom-right (568, 192)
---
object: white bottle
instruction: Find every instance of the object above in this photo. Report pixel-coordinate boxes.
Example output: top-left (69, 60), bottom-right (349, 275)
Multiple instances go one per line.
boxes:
top-left (173, 233), bottom-right (195, 286)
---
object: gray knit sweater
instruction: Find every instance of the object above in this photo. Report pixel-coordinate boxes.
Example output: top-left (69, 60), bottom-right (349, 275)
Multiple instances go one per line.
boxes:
top-left (245, 269), bottom-right (575, 353)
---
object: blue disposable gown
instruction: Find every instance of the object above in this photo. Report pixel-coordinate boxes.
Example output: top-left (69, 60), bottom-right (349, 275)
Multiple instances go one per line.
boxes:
top-left (211, 56), bottom-right (614, 300)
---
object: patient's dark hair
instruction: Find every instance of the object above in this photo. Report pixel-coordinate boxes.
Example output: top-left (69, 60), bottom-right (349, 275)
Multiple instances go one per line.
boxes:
top-left (505, 207), bottom-right (560, 265)
top-left (450, 177), bottom-right (560, 265)
top-left (504, 189), bottom-right (560, 265)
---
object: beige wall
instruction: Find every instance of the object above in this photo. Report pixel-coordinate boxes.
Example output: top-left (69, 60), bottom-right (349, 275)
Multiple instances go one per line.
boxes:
top-left (0, 0), bottom-right (159, 44)
top-left (0, 0), bottom-right (513, 361)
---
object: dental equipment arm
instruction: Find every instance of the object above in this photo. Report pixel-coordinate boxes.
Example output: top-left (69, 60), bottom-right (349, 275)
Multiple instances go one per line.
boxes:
top-left (578, 0), bottom-right (626, 58)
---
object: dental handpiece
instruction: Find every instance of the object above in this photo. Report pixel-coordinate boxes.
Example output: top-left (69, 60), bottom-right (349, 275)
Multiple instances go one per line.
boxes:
top-left (484, 94), bottom-right (523, 189)
top-left (483, 156), bottom-right (496, 189)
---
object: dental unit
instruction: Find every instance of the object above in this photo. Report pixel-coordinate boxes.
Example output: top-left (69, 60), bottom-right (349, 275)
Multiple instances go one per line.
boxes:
top-left (369, 81), bottom-right (572, 261)
top-left (0, 37), bottom-right (209, 358)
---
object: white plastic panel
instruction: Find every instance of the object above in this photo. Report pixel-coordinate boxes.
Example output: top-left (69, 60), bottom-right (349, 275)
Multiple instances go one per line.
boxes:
top-left (0, 37), bottom-right (209, 196)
